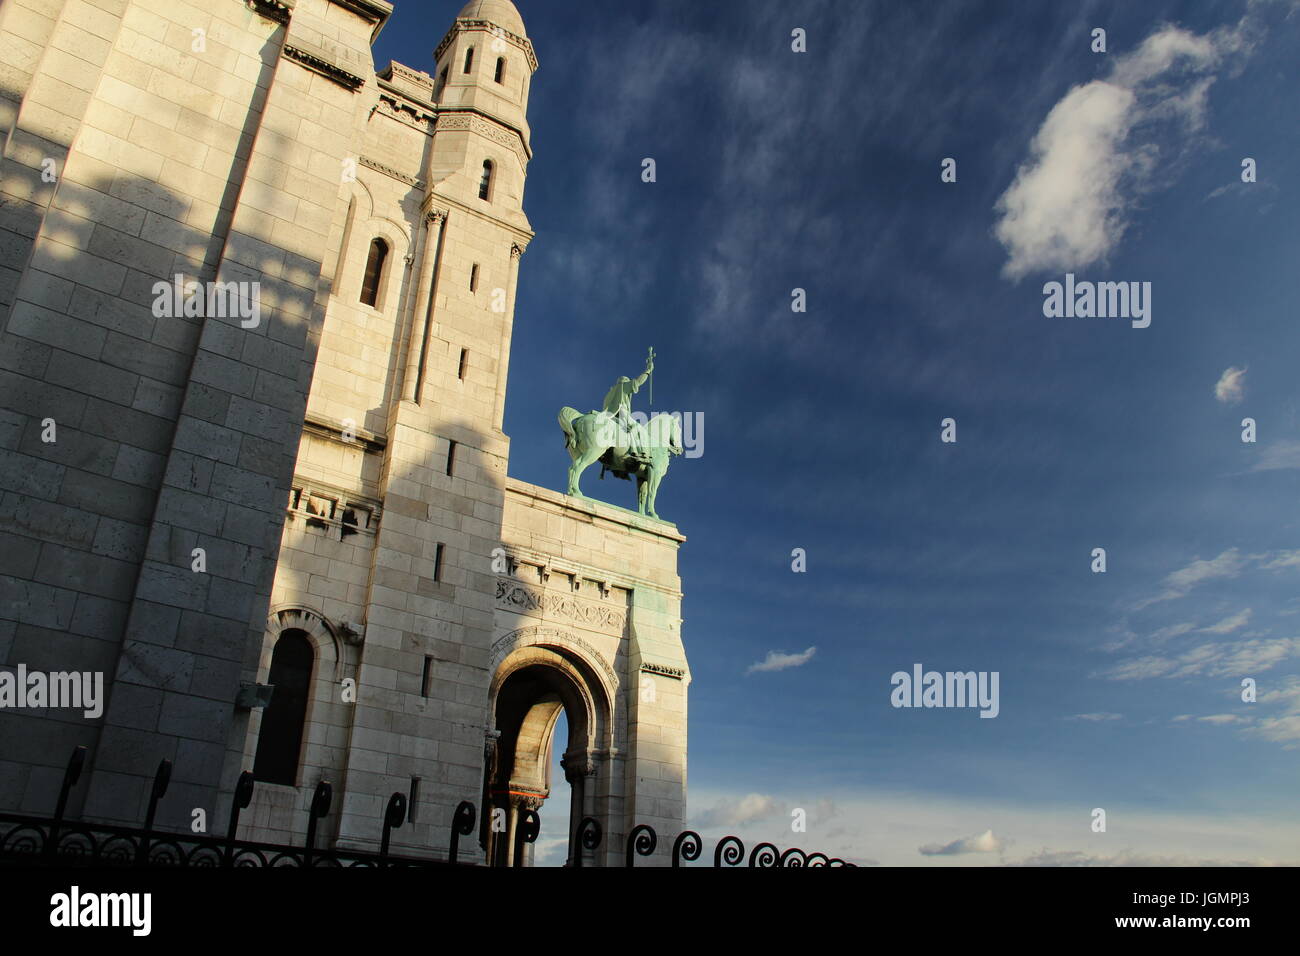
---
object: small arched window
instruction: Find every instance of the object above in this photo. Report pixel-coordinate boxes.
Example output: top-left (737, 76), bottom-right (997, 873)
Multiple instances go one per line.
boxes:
top-left (360, 237), bottom-right (388, 307)
top-left (494, 57), bottom-right (505, 83)
top-left (253, 629), bottom-right (313, 786)
top-left (478, 160), bottom-right (493, 201)
top-left (463, 47), bottom-right (474, 73)
top-left (435, 65), bottom-right (448, 98)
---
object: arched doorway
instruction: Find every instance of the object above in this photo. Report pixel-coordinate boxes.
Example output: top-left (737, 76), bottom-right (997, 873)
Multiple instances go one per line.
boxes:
top-left (484, 643), bottom-right (612, 866)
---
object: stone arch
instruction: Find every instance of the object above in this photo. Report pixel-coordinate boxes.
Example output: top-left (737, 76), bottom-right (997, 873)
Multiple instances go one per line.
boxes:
top-left (353, 217), bottom-right (409, 314)
top-left (486, 629), bottom-right (616, 866)
top-left (241, 606), bottom-right (349, 789)
top-left (265, 605), bottom-right (344, 682)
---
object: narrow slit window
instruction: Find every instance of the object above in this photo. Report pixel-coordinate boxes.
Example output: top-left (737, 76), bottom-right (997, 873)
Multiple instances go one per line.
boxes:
top-left (494, 57), bottom-right (505, 83)
top-left (421, 656), bottom-right (433, 697)
top-left (458, 348), bottom-right (468, 380)
top-left (463, 47), bottom-right (474, 73)
top-left (433, 542), bottom-right (445, 582)
top-left (436, 66), bottom-right (448, 98)
top-left (478, 160), bottom-right (493, 201)
top-left (360, 237), bottom-right (388, 307)
top-left (470, 263), bottom-right (479, 291)
top-left (408, 777), bottom-right (420, 823)
top-left (446, 440), bottom-right (457, 476)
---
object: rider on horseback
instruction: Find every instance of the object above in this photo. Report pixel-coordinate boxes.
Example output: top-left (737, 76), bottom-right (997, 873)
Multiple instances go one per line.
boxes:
top-left (601, 353), bottom-right (654, 463)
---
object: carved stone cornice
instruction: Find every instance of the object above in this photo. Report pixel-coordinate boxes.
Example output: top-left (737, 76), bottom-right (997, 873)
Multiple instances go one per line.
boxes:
top-left (435, 20), bottom-right (538, 73)
top-left (435, 110), bottom-right (528, 163)
top-left (247, 0), bottom-right (291, 25)
top-left (376, 92), bottom-right (435, 134)
top-left (640, 662), bottom-right (686, 681)
top-left (284, 44), bottom-right (365, 90)
top-left (496, 579), bottom-right (626, 633)
top-left (359, 155), bottom-right (424, 188)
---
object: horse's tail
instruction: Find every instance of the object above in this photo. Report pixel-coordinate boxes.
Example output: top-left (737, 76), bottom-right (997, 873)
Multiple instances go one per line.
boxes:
top-left (558, 406), bottom-right (581, 451)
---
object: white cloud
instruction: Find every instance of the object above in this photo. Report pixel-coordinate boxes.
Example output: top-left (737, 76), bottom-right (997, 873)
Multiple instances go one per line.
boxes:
top-left (1102, 637), bottom-right (1300, 680)
top-left (1214, 366), bottom-right (1247, 403)
top-left (919, 828), bottom-right (1007, 856)
top-left (691, 793), bottom-right (778, 830)
top-left (1250, 440), bottom-right (1300, 472)
top-left (1068, 712), bottom-right (1123, 721)
top-left (1134, 548), bottom-right (1247, 608)
top-left (1201, 608), bottom-right (1251, 634)
top-left (687, 786), bottom-right (1300, 867)
top-left (994, 21), bottom-right (1251, 279)
top-left (1012, 848), bottom-right (1281, 867)
top-left (746, 646), bottom-right (816, 674)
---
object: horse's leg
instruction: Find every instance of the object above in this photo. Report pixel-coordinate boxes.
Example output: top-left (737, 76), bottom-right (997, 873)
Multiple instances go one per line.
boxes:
top-left (636, 473), bottom-right (648, 515)
top-left (646, 455), bottom-right (667, 518)
top-left (567, 441), bottom-right (603, 497)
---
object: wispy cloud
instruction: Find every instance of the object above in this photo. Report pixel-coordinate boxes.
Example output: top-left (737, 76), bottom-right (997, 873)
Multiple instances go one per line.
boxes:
top-left (919, 828), bottom-right (1007, 856)
top-left (1067, 712), bottom-right (1123, 721)
top-left (1250, 440), bottom-right (1300, 472)
top-left (1134, 548), bottom-right (1248, 609)
top-left (691, 792), bottom-right (778, 830)
top-left (746, 646), bottom-right (816, 674)
top-left (994, 19), bottom-right (1255, 279)
top-left (1101, 637), bottom-right (1300, 680)
top-left (1214, 366), bottom-right (1248, 403)
top-left (1201, 608), bottom-right (1252, 634)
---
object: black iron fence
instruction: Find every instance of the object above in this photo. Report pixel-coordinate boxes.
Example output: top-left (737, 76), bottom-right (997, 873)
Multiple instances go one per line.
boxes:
top-left (0, 747), bottom-right (852, 868)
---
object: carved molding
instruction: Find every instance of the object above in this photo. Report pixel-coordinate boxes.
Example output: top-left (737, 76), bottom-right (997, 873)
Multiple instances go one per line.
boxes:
top-left (491, 625), bottom-right (620, 693)
top-left (640, 662), bottom-right (686, 681)
top-left (435, 20), bottom-right (538, 73)
top-left (496, 579), bottom-right (626, 633)
top-left (284, 45), bottom-right (365, 91)
top-left (375, 93), bottom-right (435, 134)
top-left (435, 111), bottom-right (527, 163)
top-left (246, 0), bottom-right (290, 25)
top-left (359, 156), bottom-right (425, 189)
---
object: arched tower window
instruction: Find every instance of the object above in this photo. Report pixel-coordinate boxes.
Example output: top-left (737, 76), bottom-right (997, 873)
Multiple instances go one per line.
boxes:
top-left (360, 237), bottom-right (388, 307)
top-left (495, 57), bottom-right (506, 83)
top-left (253, 629), bottom-right (313, 786)
top-left (463, 46), bottom-right (474, 73)
top-left (479, 160), bottom-right (494, 201)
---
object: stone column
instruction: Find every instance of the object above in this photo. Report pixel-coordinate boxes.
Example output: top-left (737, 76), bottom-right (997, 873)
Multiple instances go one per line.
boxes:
top-left (491, 242), bottom-right (524, 431)
top-left (402, 209), bottom-right (446, 402)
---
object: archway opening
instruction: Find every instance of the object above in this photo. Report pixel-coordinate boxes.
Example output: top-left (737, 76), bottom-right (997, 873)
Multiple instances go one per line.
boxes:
top-left (486, 655), bottom-right (600, 867)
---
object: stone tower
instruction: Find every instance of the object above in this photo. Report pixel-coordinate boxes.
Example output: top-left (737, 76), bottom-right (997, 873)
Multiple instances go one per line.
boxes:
top-left (0, 0), bottom-right (689, 866)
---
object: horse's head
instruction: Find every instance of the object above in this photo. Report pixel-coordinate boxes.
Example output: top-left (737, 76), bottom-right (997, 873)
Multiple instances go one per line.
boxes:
top-left (647, 412), bottom-right (683, 457)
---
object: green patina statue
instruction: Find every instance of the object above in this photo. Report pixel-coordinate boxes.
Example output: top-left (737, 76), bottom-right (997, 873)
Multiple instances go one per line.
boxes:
top-left (559, 349), bottom-right (683, 520)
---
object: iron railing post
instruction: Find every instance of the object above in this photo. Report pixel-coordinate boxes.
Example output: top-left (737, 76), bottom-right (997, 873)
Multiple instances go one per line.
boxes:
top-left (223, 772), bottom-right (255, 867)
top-left (136, 758), bottom-right (171, 866)
top-left (304, 780), bottom-right (332, 868)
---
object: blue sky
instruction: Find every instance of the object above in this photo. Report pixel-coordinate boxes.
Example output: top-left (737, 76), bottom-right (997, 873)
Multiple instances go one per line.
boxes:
top-left (377, 1), bottom-right (1300, 864)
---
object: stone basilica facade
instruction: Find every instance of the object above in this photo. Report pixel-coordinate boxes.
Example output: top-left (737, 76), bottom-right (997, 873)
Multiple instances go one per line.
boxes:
top-left (0, 0), bottom-right (689, 865)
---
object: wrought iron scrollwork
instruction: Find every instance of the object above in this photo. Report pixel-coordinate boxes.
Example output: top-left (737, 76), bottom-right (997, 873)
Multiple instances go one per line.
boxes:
top-left (625, 823), bottom-right (657, 867)
top-left (449, 800), bottom-right (476, 864)
top-left (714, 835), bottom-right (745, 867)
top-left (672, 830), bottom-right (702, 866)
top-left (573, 816), bottom-right (601, 868)
top-left (748, 841), bottom-right (779, 867)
